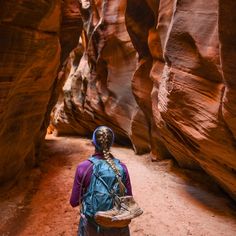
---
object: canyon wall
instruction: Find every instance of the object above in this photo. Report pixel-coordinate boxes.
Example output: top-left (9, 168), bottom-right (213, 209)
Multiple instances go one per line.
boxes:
top-left (52, 0), bottom-right (151, 154)
top-left (126, 0), bottom-right (236, 199)
top-left (0, 0), bottom-right (235, 200)
top-left (0, 0), bottom-right (82, 184)
top-left (53, 0), bottom-right (236, 199)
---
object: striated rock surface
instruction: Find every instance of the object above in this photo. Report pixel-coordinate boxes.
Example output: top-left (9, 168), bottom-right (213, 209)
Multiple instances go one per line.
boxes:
top-left (126, 0), bottom-right (236, 199)
top-left (52, 0), bottom-right (151, 153)
top-left (125, 0), bottom-right (170, 160)
top-left (0, 0), bottom-right (82, 184)
top-left (1, 0), bottom-right (235, 201)
top-left (51, 0), bottom-right (236, 198)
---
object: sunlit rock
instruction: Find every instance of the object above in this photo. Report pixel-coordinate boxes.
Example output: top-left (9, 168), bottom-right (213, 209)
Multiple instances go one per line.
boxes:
top-left (52, 0), bottom-right (151, 153)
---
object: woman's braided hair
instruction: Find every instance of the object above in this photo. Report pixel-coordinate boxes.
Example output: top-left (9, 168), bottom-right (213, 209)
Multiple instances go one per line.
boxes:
top-left (93, 126), bottom-right (126, 195)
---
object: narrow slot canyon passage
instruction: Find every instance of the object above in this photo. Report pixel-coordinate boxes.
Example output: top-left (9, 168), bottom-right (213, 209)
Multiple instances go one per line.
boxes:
top-left (1, 0), bottom-right (236, 235)
top-left (1, 135), bottom-right (236, 236)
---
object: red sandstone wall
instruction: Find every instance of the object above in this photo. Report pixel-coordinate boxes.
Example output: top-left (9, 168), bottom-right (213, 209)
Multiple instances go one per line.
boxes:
top-left (53, 0), bottom-right (236, 199)
top-left (126, 0), bottom-right (236, 199)
top-left (52, 0), bottom-right (151, 153)
top-left (1, 0), bottom-right (235, 200)
top-left (0, 0), bottom-right (82, 184)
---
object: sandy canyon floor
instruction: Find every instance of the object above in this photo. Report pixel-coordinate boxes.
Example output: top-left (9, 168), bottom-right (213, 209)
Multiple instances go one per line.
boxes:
top-left (1, 135), bottom-right (236, 236)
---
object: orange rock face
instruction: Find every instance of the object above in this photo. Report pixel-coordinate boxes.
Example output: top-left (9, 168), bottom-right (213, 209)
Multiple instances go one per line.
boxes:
top-left (1, 0), bottom-right (235, 201)
top-left (52, 0), bottom-right (151, 153)
top-left (126, 0), bottom-right (236, 199)
top-left (52, 0), bottom-right (236, 199)
top-left (0, 0), bottom-right (82, 184)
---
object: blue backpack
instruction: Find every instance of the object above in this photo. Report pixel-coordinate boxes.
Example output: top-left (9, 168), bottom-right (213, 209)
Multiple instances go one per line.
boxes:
top-left (82, 156), bottom-right (126, 218)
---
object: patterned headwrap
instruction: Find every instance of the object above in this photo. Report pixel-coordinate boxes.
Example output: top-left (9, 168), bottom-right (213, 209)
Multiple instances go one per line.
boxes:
top-left (92, 126), bottom-right (115, 151)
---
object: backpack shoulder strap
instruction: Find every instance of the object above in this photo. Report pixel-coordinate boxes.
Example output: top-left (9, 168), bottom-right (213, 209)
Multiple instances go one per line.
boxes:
top-left (89, 156), bottom-right (102, 165)
top-left (89, 155), bottom-right (126, 196)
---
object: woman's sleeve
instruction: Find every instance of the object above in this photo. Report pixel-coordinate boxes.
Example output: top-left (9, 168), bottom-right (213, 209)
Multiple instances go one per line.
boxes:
top-left (70, 166), bottom-right (82, 207)
top-left (121, 163), bottom-right (133, 196)
top-left (70, 161), bottom-right (93, 207)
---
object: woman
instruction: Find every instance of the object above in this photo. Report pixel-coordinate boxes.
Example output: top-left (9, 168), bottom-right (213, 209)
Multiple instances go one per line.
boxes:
top-left (70, 126), bottom-right (132, 236)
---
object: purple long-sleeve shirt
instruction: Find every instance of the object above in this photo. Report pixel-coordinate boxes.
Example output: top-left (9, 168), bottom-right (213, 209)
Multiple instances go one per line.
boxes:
top-left (70, 153), bottom-right (132, 207)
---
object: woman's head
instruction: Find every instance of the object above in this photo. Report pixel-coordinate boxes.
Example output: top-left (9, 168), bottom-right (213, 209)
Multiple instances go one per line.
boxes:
top-left (92, 126), bottom-right (114, 154)
top-left (92, 126), bottom-right (126, 193)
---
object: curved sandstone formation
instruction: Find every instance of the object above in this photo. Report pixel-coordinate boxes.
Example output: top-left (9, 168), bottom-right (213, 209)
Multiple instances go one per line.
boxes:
top-left (51, 0), bottom-right (236, 198)
top-left (0, 0), bottom-right (235, 201)
top-left (52, 0), bottom-right (151, 153)
top-left (126, 0), bottom-right (236, 199)
top-left (0, 0), bottom-right (82, 184)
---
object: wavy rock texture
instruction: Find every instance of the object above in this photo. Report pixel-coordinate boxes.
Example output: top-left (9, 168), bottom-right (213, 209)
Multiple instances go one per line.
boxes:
top-left (51, 0), bottom-right (236, 198)
top-left (125, 0), bottom-right (170, 160)
top-left (52, 0), bottom-right (151, 153)
top-left (126, 0), bottom-right (236, 199)
top-left (4, 0), bottom-right (234, 199)
top-left (0, 0), bottom-right (82, 184)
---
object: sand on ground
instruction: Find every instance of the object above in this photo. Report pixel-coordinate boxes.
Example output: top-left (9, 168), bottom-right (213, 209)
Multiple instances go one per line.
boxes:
top-left (2, 135), bottom-right (236, 236)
